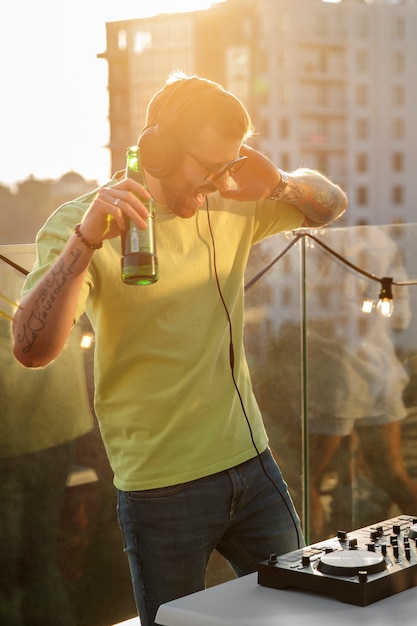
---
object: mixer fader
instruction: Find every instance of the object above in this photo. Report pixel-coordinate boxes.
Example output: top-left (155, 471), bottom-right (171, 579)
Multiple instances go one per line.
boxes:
top-left (258, 515), bottom-right (417, 606)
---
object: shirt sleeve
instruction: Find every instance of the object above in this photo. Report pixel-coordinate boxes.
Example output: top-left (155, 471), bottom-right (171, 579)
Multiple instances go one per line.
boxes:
top-left (252, 198), bottom-right (305, 243)
top-left (21, 194), bottom-right (97, 321)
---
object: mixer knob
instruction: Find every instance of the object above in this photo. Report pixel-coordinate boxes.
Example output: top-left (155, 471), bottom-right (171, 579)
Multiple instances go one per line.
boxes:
top-left (337, 530), bottom-right (348, 541)
top-left (349, 538), bottom-right (358, 549)
top-left (367, 542), bottom-right (376, 552)
top-left (301, 555), bottom-right (311, 567)
top-left (358, 570), bottom-right (368, 584)
top-left (393, 524), bottom-right (401, 535)
top-left (408, 524), bottom-right (417, 540)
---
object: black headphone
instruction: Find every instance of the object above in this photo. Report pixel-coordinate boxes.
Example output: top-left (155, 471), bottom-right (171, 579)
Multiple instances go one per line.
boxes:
top-left (138, 77), bottom-right (218, 178)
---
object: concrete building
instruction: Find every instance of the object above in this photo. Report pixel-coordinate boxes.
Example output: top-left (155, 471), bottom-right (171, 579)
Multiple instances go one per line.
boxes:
top-left (98, 0), bottom-right (417, 226)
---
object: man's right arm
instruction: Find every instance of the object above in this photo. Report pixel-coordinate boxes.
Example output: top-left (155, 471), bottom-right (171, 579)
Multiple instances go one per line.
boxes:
top-left (12, 234), bottom-right (94, 368)
top-left (12, 175), bottom-right (153, 368)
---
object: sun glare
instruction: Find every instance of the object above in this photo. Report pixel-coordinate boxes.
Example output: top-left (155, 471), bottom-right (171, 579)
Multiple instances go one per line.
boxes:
top-left (102, 0), bottom-right (220, 21)
top-left (0, 0), bottom-right (225, 187)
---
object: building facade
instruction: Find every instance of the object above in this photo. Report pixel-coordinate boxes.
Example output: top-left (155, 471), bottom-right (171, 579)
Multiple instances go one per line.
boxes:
top-left (98, 0), bottom-right (417, 226)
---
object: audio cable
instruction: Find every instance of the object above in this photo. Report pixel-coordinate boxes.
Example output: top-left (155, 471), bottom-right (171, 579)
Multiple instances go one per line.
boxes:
top-left (205, 198), bottom-right (302, 550)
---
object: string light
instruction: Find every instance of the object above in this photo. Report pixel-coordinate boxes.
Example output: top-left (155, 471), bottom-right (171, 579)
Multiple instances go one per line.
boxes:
top-left (244, 231), bottom-right (417, 320)
top-left (80, 333), bottom-right (94, 349)
top-left (2, 234), bottom-right (416, 323)
top-left (361, 299), bottom-right (374, 314)
top-left (376, 277), bottom-right (394, 318)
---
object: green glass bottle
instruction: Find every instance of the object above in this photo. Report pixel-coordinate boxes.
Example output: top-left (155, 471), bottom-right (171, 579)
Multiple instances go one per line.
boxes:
top-left (121, 146), bottom-right (158, 285)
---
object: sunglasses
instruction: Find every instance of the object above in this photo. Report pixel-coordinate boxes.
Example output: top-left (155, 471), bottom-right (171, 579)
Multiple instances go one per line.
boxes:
top-left (184, 150), bottom-right (247, 182)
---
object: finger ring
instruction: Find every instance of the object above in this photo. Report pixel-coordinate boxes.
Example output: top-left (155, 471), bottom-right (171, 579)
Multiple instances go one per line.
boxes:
top-left (114, 198), bottom-right (120, 206)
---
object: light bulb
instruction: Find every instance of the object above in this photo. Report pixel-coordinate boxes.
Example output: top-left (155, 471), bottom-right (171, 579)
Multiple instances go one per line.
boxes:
top-left (80, 332), bottom-right (94, 349)
top-left (361, 299), bottom-right (374, 314)
top-left (376, 298), bottom-right (394, 318)
top-left (377, 277), bottom-right (394, 318)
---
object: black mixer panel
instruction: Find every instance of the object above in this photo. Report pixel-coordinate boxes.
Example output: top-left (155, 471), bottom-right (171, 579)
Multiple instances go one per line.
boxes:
top-left (258, 515), bottom-right (417, 606)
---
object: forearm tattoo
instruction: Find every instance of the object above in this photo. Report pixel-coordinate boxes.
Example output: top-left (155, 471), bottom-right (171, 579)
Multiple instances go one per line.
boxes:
top-left (16, 246), bottom-right (83, 354)
top-left (286, 178), bottom-right (345, 224)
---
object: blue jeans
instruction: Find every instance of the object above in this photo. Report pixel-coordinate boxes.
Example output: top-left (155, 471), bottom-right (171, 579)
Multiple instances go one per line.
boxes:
top-left (117, 448), bottom-right (304, 626)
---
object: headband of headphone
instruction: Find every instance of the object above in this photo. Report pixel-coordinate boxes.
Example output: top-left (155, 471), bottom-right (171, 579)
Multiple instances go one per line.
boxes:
top-left (138, 77), bottom-right (218, 178)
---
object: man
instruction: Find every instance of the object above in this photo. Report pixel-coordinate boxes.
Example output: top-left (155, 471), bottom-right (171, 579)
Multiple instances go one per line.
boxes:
top-left (12, 74), bottom-right (347, 625)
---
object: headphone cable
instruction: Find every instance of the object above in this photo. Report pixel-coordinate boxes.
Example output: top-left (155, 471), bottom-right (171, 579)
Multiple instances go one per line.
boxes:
top-left (205, 198), bottom-right (302, 550)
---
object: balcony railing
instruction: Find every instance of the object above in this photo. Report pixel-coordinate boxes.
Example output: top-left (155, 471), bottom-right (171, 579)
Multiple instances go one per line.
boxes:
top-left (1, 222), bottom-right (417, 623)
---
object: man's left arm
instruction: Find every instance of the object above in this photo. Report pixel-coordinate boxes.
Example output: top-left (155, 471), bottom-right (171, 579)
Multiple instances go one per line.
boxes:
top-left (221, 144), bottom-right (348, 228)
top-left (274, 167), bottom-right (348, 228)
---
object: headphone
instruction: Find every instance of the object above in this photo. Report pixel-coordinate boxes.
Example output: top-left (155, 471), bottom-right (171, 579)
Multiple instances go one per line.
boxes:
top-left (138, 77), bottom-right (218, 178)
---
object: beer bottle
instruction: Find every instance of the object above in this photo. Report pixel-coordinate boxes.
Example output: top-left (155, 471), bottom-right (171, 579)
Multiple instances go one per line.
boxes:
top-left (121, 146), bottom-right (158, 285)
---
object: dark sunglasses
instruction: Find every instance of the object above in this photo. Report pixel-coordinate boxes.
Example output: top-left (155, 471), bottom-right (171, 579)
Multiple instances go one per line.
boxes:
top-left (185, 150), bottom-right (247, 182)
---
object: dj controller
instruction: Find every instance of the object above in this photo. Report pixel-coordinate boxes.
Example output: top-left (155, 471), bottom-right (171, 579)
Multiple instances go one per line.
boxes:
top-left (258, 515), bottom-right (417, 606)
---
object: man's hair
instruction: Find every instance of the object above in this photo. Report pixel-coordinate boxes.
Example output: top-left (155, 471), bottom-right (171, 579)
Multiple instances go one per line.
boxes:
top-left (144, 72), bottom-right (254, 144)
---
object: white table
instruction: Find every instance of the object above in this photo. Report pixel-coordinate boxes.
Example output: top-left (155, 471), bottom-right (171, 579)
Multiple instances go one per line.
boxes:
top-left (155, 572), bottom-right (417, 626)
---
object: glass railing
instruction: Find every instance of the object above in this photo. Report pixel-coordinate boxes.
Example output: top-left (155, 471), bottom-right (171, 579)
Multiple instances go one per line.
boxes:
top-left (245, 223), bottom-right (417, 544)
top-left (0, 245), bottom-right (137, 626)
top-left (1, 223), bottom-right (416, 622)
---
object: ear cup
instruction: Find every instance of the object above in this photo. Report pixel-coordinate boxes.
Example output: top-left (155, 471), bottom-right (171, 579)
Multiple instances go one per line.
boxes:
top-left (138, 126), bottom-right (178, 178)
top-left (138, 77), bottom-right (218, 178)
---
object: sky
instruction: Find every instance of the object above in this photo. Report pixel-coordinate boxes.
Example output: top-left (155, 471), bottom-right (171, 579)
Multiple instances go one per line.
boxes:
top-left (0, 0), bottom-right (222, 189)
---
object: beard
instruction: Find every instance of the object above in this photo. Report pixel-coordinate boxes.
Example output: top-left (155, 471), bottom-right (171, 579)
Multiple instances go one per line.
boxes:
top-left (161, 176), bottom-right (216, 218)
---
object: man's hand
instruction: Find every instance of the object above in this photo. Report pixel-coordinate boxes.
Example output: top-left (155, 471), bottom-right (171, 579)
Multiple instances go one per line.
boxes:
top-left (78, 177), bottom-right (152, 247)
top-left (221, 144), bottom-right (348, 228)
top-left (219, 144), bottom-right (281, 201)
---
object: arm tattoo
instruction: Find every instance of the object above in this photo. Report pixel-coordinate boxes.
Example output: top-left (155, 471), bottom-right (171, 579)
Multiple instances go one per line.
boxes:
top-left (287, 183), bottom-right (341, 224)
top-left (16, 247), bottom-right (83, 354)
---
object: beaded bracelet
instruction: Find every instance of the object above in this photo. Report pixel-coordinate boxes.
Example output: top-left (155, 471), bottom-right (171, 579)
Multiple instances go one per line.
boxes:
top-left (74, 223), bottom-right (103, 250)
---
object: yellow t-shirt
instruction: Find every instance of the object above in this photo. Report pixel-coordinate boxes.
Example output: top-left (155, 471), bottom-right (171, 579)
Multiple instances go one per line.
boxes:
top-left (23, 184), bottom-right (304, 490)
